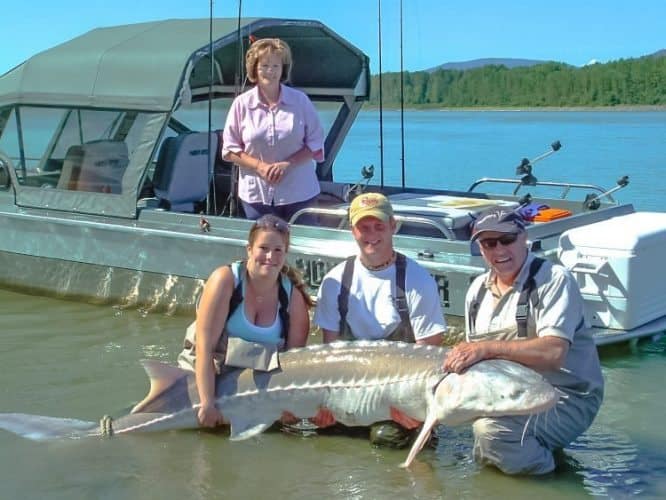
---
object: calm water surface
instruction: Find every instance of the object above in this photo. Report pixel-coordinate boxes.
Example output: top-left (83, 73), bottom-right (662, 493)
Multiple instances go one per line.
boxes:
top-left (2, 111), bottom-right (666, 498)
top-left (334, 110), bottom-right (666, 213)
top-left (1, 288), bottom-right (665, 499)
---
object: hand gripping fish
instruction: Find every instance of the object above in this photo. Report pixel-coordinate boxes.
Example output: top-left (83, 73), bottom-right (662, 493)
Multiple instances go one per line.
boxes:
top-left (0, 341), bottom-right (558, 467)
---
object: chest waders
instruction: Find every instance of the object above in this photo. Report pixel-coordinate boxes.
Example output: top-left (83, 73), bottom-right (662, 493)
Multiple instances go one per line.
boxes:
top-left (334, 252), bottom-right (418, 448)
top-left (468, 257), bottom-right (546, 339)
top-left (180, 261), bottom-right (291, 366)
top-left (227, 261), bottom-right (290, 344)
top-left (336, 252), bottom-right (415, 342)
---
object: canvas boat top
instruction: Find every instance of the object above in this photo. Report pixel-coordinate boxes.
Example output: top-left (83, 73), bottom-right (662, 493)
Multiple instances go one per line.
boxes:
top-left (0, 18), bottom-right (369, 218)
top-left (0, 18), bottom-right (368, 111)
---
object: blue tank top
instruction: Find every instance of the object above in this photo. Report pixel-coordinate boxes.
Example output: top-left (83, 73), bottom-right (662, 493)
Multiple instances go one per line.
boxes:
top-left (225, 261), bottom-right (292, 346)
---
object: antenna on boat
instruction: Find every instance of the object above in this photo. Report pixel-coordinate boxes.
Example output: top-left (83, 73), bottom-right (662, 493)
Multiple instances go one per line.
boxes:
top-left (234, 1), bottom-right (245, 96)
top-left (377, 0), bottom-right (385, 188)
top-left (399, 0), bottom-right (406, 188)
top-left (206, 0), bottom-right (217, 215)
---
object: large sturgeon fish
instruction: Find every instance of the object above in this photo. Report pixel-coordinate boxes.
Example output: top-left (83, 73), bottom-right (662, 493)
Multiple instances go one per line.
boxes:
top-left (0, 341), bottom-right (558, 467)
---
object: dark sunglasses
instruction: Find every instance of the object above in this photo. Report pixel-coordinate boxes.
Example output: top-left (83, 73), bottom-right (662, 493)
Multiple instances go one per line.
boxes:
top-left (478, 233), bottom-right (519, 250)
top-left (254, 215), bottom-right (290, 234)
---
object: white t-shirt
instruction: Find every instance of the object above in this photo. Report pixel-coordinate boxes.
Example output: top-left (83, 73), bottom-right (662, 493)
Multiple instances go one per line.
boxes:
top-left (314, 255), bottom-right (446, 341)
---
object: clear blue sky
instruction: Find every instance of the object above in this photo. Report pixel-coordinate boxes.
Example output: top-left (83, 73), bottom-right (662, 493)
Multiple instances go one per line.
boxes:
top-left (2, 0), bottom-right (664, 74)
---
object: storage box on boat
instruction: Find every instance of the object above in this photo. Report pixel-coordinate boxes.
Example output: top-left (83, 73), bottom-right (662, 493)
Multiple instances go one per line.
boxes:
top-left (559, 212), bottom-right (666, 330)
top-left (389, 193), bottom-right (518, 239)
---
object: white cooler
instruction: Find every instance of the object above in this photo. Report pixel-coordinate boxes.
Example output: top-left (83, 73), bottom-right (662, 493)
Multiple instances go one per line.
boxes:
top-left (559, 212), bottom-right (666, 330)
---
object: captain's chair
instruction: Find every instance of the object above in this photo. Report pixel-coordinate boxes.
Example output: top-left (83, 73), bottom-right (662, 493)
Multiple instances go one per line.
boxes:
top-left (57, 140), bottom-right (129, 194)
top-left (152, 132), bottom-right (218, 212)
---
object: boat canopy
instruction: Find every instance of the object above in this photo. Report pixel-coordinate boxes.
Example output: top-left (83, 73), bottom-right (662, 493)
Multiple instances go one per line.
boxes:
top-left (0, 18), bottom-right (369, 218)
top-left (0, 18), bottom-right (369, 111)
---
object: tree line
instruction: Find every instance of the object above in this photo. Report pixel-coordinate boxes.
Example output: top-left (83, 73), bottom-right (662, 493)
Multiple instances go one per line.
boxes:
top-left (369, 55), bottom-right (666, 107)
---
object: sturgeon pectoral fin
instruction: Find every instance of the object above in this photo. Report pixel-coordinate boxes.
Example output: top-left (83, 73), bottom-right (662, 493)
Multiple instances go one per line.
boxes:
top-left (227, 416), bottom-right (274, 441)
top-left (400, 416), bottom-right (437, 468)
top-left (390, 407), bottom-right (422, 430)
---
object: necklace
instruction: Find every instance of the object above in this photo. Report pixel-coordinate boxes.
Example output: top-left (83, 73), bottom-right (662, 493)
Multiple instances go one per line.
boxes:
top-left (246, 274), bottom-right (277, 304)
top-left (363, 252), bottom-right (396, 271)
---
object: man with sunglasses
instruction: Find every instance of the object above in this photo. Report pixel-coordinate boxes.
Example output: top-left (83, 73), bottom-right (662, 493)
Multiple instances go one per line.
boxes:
top-left (443, 208), bottom-right (604, 475)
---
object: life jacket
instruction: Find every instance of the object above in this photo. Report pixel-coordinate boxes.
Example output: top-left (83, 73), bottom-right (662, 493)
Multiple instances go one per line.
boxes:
top-left (337, 252), bottom-right (415, 342)
top-left (468, 257), bottom-right (546, 338)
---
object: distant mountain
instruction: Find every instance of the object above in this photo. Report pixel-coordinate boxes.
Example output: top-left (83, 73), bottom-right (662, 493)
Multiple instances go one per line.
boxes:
top-left (426, 50), bottom-right (666, 73)
top-left (647, 49), bottom-right (666, 58)
top-left (426, 57), bottom-right (555, 72)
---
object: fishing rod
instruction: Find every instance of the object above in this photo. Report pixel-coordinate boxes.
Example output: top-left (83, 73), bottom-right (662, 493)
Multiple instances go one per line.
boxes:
top-left (377, 0), bottom-right (385, 188)
top-left (206, 0), bottom-right (216, 215)
top-left (229, 0), bottom-right (245, 217)
top-left (399, 0), bottom-right (406, 189)
top-left (220, 0), bottom-right (245, 217)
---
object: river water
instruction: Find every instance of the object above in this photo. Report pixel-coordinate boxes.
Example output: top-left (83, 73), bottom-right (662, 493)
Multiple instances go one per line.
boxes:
top-left (2, 110), bottom-right (666, 498)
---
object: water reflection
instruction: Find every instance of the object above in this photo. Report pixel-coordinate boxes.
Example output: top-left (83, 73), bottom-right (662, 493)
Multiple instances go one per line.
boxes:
top-left (1, 289), bottom-right (666, 498)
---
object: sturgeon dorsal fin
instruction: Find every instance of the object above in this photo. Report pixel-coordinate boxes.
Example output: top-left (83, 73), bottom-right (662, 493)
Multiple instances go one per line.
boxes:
top-left (131, 360), bottom-right (189, 414)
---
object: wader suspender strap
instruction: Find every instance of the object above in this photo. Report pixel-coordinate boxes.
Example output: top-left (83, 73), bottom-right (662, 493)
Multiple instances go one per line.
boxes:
top-left (337, 253), bottom-right (413, 339)
top-left (468, 257), bottom-right (546, 338)
top-left (228, 261), bottom-right (290, 341)
top-left (337, 256), bottom-right (356, 337)
top-left (468, 286), bottom-right (487, 336)
top-left (515, 257), bottom-right (545, 338)
top-left (276, 280), bottom-right (290, 341)
top-left (394, 253), bottom-right (415, 341)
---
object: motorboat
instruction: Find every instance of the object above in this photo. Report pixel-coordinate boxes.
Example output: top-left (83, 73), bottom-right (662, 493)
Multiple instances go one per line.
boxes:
top-left (1, 18), bottom-right (664, 346)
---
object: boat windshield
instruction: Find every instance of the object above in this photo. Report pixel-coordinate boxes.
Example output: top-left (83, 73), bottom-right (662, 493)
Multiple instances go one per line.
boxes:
top-left (0, 105), bottom-right (159, 194)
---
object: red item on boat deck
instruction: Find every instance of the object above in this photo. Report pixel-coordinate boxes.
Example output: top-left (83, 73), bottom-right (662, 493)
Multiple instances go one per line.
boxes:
top-left (533, 207), bottom-right (572, 222)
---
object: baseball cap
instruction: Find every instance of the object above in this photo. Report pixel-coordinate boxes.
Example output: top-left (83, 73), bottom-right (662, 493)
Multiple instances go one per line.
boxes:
top-left (471, 208), bottom-right (526, 241)
top-left (348, 192), bottom-right (394, 227)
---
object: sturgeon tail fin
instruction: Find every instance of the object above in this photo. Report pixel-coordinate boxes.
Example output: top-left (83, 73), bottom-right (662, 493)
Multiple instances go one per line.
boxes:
top-left (0, 413), bottom-right (97, 441)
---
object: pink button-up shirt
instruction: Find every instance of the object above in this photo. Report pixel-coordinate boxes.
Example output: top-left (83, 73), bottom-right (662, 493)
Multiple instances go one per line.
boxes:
top-left (222, 84), bottom-right (325, 205)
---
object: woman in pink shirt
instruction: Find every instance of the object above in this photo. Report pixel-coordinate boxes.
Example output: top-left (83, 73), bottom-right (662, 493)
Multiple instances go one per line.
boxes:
top-left (222, 38), bottom-right (325, 222)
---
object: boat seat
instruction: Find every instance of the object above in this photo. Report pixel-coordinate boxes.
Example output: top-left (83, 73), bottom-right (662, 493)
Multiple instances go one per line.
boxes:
top-left (56, 140), bottom-right (129, 194)
top-left (152, 132), bottom-right (218, 212)
top-left (56, 145), bottom-right (84, 191)
top-left (318, 180), bottom-right (353, 204)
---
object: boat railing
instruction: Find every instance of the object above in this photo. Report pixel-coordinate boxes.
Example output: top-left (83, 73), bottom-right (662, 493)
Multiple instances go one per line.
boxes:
top-left (0, 153), bottom-right (11, 188)
top-left (290, 207), bottom-right (457, 239)
top-left (467, 177), bottom-right (615, 202)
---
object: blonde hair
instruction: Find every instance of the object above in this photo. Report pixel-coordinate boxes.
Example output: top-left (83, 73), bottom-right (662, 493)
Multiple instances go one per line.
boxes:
top-left (245, 38), bottom-right (292, 83)
top-left (281, 264), bottom-right (315, 309)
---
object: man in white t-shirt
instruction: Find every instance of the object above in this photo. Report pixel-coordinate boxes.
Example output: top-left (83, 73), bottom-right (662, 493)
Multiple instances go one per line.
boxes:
top-left (313, 192), bottom-right (446, 446)
top-left (315, 192), bottom-right (446, 344)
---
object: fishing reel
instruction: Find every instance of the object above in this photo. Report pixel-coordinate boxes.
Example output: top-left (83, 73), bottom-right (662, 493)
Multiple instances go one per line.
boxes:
top-left (583, 175), bottom-right (630, 210)
top-left (513, 140), bottom-right (562, 194)
top-left (348, 164), bottom-right (375, 197)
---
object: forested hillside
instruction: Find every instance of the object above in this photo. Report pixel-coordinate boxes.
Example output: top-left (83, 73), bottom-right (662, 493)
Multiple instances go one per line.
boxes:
top-left (369, 55), bottom-right (666, 107)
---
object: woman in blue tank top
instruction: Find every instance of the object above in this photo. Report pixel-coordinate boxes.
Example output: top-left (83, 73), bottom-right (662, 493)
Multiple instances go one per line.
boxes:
top-left (188, 214), bottom-right (313, 428)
